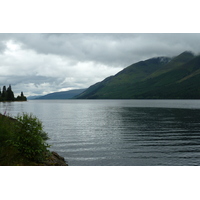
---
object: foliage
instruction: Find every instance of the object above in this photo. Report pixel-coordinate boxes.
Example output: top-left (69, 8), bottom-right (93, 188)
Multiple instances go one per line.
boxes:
top-left (0, 113), bottom-right (50, 165)
top-left (0, 85), bottom-right (27, 101)
top-left (13, 113), bottom-right (50, 162)
top-left (0, 114), bottom-right (19, 165)
top-left (76, 51), bottom-right (200, 99)
top-left (16, 92), bottom-right (27, 101)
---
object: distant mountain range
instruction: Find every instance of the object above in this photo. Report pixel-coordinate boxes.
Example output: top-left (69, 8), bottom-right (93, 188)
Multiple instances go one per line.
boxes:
top-left (29, 51), bottom-right (200, 100)
top-left (29, 89), bottom-right (86, 100)
top-left (76, 51), bottom-right (200, 99)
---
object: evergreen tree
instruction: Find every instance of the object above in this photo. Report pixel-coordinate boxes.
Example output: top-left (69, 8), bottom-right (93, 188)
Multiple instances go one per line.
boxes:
top-left (2, 86), bottom-right (6, 99)
top-left (16, 91), bottom-right (27, 101)
top-left (6, 84), bottom-right (15, 101)
top-left (0, 85), bottom-right (27, 101)
top-left (3, 86), bottom-right (6, 92)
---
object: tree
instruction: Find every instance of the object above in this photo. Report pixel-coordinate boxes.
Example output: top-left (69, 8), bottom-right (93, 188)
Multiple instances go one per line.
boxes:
top-left (2, 86), bottom-right (6, 99)
top-left (6, 85), bottom-right (15, 101)
top-left (3, 86), bottom-right (6, 92)
top-left (16, 91), bottom-right (27, 101)
top-left (0, 85), bottom-right (27, 101)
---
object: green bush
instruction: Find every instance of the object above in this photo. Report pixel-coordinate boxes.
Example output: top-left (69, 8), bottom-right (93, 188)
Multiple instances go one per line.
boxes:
top-left (0, 114), bottom-right (19, 165)
top-left (0, 113), bottom-right (51, 164)
top-left (13, 113), bottom-right (50, 162)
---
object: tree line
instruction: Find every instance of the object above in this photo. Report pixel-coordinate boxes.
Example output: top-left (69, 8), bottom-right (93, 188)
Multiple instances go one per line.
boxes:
top-left (0, 85), bottom-right (27, 101)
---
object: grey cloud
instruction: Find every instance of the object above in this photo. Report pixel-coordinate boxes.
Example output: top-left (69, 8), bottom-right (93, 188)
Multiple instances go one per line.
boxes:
top-left (0, 42), bottom-right (6, 53)
top-left (0, 75), bottom-right (66, 97)
top-left (1, 33), bottom-right (200, 96)
top-left (4, 33), bottom-right (200, 67)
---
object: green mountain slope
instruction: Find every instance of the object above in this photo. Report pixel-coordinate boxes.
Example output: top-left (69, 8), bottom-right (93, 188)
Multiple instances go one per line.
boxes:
top-left (77, 56), bottom-right (171, 99)
top-left (147, 51), bottom-right (195, 79)
top-left (76, 51), bottom-right (200, 99)
top-left (75, 76), bottom-right (113, 99)
top-left (35, 89), bottom-right (86, 99)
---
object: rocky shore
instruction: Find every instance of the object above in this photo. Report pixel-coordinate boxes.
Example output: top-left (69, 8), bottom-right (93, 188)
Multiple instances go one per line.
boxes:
top-left (40, 151), bottom-right (68, 166)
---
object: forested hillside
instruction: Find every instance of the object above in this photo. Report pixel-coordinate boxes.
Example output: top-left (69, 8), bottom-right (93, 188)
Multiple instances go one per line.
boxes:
top-left (76, 51), bottom-right (200, 99)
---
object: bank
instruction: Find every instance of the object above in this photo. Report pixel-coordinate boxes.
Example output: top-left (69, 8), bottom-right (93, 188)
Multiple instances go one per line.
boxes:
top-left (0, 113), bottom-right (68, 166)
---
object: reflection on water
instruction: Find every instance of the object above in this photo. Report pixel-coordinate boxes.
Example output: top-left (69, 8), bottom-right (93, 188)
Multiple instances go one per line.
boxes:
top-left (117, 108), bottom-right (200, 165)
top-left (1, 100), bottom-right (200, 165)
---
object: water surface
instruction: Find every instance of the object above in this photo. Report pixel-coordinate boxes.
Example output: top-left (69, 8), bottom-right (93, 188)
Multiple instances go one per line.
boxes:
top-left (1, 99), bottom-right (200, 166)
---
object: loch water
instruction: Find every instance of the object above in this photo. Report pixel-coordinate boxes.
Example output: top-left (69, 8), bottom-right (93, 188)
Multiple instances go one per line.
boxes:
top-left (1, 99), bottom-right (200, 166)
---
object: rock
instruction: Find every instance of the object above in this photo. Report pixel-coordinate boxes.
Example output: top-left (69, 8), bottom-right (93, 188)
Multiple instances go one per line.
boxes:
top-left (42, 151), bottom-right (68, 166)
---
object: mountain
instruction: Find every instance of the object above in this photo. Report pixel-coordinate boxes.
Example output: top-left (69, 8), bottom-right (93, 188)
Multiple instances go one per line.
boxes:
top-left (76, 51), bottom-right (200, 99)
top-left (27, 95), bottom-right (42, 100)
top-left (34, 89), bottom-right (86, 100)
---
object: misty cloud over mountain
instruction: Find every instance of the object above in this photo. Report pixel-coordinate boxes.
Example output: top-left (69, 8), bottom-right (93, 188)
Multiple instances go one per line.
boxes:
top-left (0, 33), bottom-right (200, 96)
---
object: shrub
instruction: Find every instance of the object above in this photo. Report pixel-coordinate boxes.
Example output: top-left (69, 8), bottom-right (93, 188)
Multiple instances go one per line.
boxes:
top-left (0, 113), bottom-right (51, 165)
top-left (13, 113), bottom-right (51, 162)
top-left (0, 114), bottom-right (19, 165)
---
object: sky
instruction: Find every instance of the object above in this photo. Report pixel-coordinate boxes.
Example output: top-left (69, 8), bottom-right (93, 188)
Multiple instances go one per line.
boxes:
top-left (1, 33), bottom-right (200, 97)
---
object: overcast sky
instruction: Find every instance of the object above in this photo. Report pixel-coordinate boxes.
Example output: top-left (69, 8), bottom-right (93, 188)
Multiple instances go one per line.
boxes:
top-left (1, 33), bottom-right (200, 97)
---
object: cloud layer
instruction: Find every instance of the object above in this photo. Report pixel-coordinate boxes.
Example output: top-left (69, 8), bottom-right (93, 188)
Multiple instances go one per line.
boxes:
top-left (0, 33), bottom-right (200, 96)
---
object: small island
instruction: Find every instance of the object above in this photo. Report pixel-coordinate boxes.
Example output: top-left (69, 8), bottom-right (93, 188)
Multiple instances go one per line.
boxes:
top-left (0, 85), bottom-right (27, 101)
